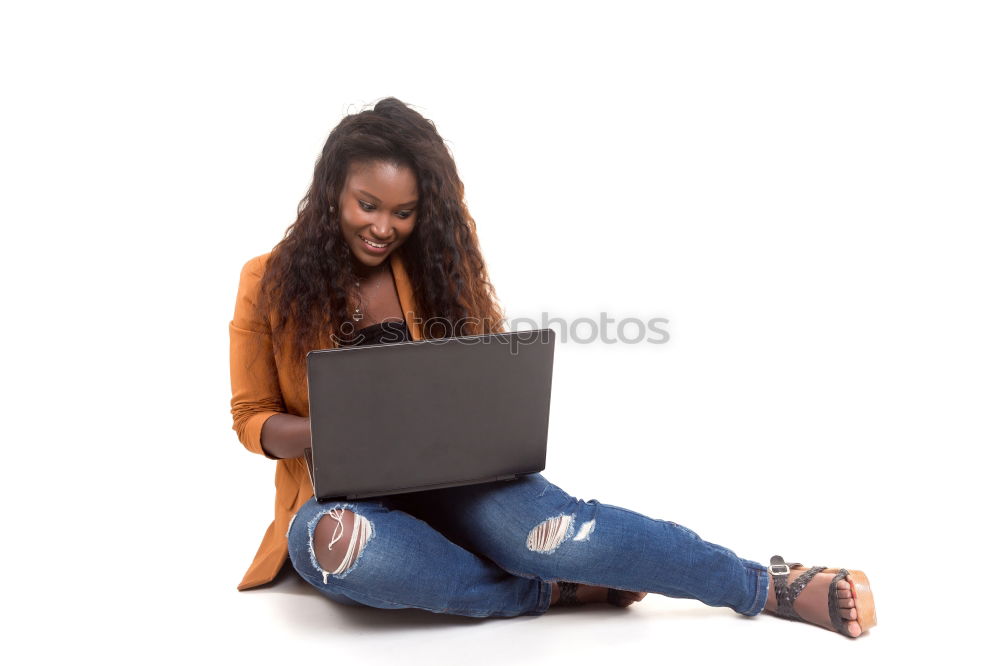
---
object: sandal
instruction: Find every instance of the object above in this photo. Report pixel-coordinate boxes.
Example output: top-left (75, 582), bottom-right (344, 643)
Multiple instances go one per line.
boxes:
top-left (768, 555), bottom-right (877, 637)
top-left (552, 582), bottom-right (635, 607)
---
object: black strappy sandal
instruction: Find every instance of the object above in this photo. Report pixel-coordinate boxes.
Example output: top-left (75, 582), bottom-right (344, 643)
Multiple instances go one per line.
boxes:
top-left (552, 582), bottom-right (636, 607)
top-left (768, 555), bottom-right (877, 637)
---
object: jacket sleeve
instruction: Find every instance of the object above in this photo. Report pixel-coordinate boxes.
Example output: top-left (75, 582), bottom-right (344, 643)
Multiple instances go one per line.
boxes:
top-left (229, 255), bottom-right (285, 458)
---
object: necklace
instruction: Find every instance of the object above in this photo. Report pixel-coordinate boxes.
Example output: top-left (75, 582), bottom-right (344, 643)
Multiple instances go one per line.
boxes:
top-left (351, 264), bottom-right (389, 322)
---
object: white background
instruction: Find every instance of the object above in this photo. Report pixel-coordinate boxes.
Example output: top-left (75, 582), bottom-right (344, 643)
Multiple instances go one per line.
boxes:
top-left (3, 1), bottom-right (997, 664)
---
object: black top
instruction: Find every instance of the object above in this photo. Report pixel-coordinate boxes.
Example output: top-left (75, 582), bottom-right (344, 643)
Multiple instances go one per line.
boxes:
top-left (342, 319), bottom-right (413, 347)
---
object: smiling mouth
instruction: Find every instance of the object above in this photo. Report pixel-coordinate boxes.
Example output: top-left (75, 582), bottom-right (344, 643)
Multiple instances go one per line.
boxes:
top-left (360, 236), bottom-right (390, 249)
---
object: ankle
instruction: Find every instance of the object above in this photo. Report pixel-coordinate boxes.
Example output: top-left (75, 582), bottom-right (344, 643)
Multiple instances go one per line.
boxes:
top-left (763, 572), bottom-right (777, 612)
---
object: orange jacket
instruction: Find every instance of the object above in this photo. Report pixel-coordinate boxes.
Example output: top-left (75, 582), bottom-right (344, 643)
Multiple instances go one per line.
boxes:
top-left (229, 250), bottom-right (425, 590)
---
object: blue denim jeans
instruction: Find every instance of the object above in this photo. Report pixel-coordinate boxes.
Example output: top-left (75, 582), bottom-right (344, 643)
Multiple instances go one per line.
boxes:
top-left (286, 472), bottom-right (770, 618)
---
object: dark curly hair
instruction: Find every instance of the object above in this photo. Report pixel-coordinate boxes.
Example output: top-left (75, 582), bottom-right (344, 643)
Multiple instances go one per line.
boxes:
top-left (253, 97), bottom-right (506, 382)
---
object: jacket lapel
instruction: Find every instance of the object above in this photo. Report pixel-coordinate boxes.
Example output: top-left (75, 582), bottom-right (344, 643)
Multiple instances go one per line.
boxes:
top-left (390, 252), bottom-right (423, 341)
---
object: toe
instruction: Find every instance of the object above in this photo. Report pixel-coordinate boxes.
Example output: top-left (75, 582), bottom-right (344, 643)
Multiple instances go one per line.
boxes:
top-left (840, 607), bottom-right (857, 620)
top-left (611, 590), bottom-right (648, 607)
top-left (839, 596), bottom-right (855, 608)
top-left (621, 591), bottom-right (645, 604)
top-left (845, 620), bottom-right (862, 637)
top-left (836, 588), bottom-right (853, 599)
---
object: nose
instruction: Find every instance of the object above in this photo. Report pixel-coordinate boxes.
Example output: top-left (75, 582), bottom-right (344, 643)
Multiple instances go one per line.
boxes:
top-left (369, 215), bottom-right (394, 241)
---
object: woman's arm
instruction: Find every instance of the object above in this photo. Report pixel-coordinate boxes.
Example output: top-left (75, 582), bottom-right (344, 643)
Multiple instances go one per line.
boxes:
top-left (230, 255), bottom-right (287, 457)
top-left (260, 413), bottom-right (312, 460)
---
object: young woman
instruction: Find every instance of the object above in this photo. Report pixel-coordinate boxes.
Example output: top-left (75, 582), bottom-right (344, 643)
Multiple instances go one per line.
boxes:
top-left (228, 97), bottom-right (876, 637)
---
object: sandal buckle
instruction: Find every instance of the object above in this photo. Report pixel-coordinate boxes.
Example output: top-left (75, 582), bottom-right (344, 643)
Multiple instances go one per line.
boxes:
top-left (768, 563), bottom-right (790, 576)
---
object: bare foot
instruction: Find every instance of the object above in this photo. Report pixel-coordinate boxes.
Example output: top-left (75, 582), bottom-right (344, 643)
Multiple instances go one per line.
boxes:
top-left (550, 581), bottom-right (649, 608)
top-left (764, 568), bottom-right (863, 637)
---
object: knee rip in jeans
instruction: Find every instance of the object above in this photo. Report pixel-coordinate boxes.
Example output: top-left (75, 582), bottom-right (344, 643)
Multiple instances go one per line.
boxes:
top-left (311, 507), bottom-right (374, 584)
top-left (526, 514), bottom-right (596, 553)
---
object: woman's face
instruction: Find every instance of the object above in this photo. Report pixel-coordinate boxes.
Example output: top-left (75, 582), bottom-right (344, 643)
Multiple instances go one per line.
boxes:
top-left (337, 160), bottom-right (419, 272)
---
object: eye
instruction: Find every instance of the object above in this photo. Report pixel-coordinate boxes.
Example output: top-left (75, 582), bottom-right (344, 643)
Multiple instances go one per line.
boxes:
top-left (359, 200), bottom-right (414, 219)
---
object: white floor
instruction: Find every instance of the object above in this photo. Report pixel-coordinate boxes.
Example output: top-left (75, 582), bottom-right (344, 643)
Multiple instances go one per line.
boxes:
top-left (173, 559), bottom-right (931, 666)
top-left (12, 436), bottom-right (985, 665)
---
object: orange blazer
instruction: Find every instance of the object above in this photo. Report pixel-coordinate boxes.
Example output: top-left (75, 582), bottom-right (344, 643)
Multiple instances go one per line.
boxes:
top-left (229, 250), bottom-right (425, 590)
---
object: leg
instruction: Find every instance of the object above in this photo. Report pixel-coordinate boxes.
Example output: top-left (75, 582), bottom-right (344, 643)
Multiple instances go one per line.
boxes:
top-left (285, 495), bottom-right (551, 618)
top-left (312, 506), bottom-right (370, 577)
top-left (400, 473), bottom-right (768, 616)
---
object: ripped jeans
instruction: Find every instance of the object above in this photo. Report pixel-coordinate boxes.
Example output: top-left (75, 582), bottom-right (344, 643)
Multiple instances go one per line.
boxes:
top-left (285, 472), bottom-right (770, 618)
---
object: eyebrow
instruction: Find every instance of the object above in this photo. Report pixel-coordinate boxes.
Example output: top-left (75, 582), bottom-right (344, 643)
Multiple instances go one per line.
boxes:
top-left (357, 189), bottom-right (419, 208)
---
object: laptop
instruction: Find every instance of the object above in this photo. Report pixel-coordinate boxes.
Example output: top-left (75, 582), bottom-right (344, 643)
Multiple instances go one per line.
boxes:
top-left (304, 328), bottom-right (555, 500)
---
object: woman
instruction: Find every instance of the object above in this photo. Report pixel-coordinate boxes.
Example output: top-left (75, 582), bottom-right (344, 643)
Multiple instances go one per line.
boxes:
top-left (228, 97), bottom-right (876, 637)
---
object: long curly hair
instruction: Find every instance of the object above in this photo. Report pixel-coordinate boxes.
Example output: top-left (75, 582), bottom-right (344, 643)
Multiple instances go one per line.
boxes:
top-left (254, 97), bottom-right (506, 383)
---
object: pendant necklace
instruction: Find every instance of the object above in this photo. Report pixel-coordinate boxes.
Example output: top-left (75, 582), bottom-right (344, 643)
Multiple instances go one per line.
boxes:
top-left (352, 264), bottom-right (388, 322)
